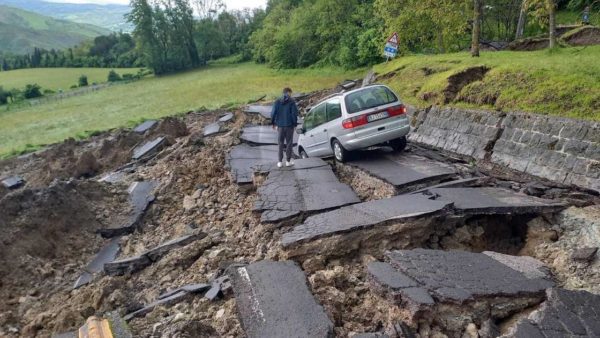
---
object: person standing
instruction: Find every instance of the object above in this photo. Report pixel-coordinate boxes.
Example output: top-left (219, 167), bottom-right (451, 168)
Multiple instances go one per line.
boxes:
top-left (271, 87), bottom-right (299, 168)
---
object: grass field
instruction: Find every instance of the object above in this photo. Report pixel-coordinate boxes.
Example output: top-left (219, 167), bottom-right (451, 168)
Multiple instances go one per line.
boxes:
top-left (0, 68), bottom-right (142, 92)
top-left (0, 62), bottom-right (362, 157)
top-left (375, 46), bottom-right (600, 121)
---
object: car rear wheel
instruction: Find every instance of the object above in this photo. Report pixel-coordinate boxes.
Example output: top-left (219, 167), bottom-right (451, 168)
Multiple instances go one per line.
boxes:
top-left (390, 136), bottom-right (407, 152)
top-left (332, 139), bottom-right (350, 163)
top-left (300, 149), bottom-right (309, 159)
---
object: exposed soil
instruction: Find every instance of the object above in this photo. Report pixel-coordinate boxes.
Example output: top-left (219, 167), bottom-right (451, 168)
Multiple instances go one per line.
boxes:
top-left (443, 66), bottom-right (490, 104)
top-left (0, 89), bottom-right (597, 338)
top-left (562, 26), bottom-right (600, 46)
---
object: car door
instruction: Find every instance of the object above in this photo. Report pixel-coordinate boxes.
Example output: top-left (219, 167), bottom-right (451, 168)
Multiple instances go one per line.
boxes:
top-left (303, 103), bottom-right (328, 157)
top-left (320, 98), bottom-right (343, 157)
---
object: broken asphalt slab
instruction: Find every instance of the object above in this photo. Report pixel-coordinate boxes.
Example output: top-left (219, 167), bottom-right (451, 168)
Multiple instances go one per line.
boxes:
top-left (281, 187), bottom-right (565, 259)
top-left (227, 144), bottom-right (279, 184)
top-left (369, 249), bottom-right (554, 334)
top-left (427, 187), bottom-right (566, 215)
top-left (133, 120), bottom-right (157, 133)
top-left (104, 232), bottom-right (206, 276)
top-left (240, 125), bottom-right (299, 146)
top-left (348, 153), bottom-right (457, 192)
top-left (244, 105), bottom-right (272, 120)
top-left (203, 122), bottom-right (222, 137)
top-left (505, 288), bottom-right (600, 337)
top-left (218, 112), bottom-right (234, 123)
top-left (281, 193), bottom-right (451, 249)
top-left (132, 136), bottom-right (167, 161)
top-left (1, 175), bottom-right (25, 189)
top-left (230, 261), bottom-right (334, 338)
top-left (125, 282), bottom-right (218, 321)
top-left (254, 158), bottom-right (360, 223)
top-left (99, 181), bottom-right (157, 238)
top-left (73, 237), bottom-right (121, 289)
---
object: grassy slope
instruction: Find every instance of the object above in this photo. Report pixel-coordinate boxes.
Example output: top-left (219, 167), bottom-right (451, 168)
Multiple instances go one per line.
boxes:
top-left (0, 62), bottom-right (362, 157)
top-left (0, 68), bottom-right (141, 91)
top-left (0, 5), bottom-right (109, 54)
top-left (375, 46), bottom-right (600, 121)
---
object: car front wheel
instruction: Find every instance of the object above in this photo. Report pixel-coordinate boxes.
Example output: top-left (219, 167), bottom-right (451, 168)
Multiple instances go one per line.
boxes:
top-left (332, 139), bottom-right (350, 163)
top-left (390, 136), bottom-right (407, 152)
top-left (300, 149), bottom-right (309, 159)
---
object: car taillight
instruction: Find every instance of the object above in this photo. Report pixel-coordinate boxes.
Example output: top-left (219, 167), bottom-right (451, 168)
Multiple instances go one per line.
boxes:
top-left (388, 104), bottom-right (406, 116)
top-left (342, 114), bottom-right (368, 129)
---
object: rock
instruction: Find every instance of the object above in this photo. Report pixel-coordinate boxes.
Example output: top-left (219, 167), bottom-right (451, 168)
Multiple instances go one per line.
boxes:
top-left (183, 195), bottom-right (196, 211)
top-left (571, 247), bottom-right (598, 262)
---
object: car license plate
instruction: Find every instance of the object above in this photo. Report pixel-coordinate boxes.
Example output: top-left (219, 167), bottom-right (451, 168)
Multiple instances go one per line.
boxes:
top-left (368, 111), bottom-right (389, 122)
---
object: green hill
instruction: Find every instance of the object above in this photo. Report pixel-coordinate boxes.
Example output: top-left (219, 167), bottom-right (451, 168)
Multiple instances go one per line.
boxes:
top-left (0, 5), bottom-right (109, 54)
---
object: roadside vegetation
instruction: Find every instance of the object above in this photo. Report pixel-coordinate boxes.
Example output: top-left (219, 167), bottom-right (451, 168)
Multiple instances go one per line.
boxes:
top-left (377, 45), bottom-right (600, 121)
top-left (0, 62), bottom-right (361, 158)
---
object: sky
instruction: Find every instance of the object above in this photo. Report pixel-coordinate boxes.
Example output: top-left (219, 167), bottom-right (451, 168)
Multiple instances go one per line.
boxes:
top-left (47, 0), bottom-right (268, 10)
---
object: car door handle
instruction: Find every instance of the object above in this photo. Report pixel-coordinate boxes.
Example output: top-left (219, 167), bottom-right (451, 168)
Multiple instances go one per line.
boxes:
top-left (323, 129), bottom-right (327, 132)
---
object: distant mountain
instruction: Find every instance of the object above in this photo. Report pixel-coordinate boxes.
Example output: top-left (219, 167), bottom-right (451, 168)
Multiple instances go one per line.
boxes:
top-left (0, 5), bottom-right (110, 54)
top-left (0, 0), bottom-right (131, 32)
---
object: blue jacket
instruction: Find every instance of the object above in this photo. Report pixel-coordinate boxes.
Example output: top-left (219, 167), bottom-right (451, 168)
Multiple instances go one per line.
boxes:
top-left (271, 97), bottom-right (299, 127)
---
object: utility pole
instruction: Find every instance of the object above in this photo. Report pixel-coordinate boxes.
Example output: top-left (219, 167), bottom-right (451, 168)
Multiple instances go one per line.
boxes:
top-left (471, 0), bottom-right (482, 57)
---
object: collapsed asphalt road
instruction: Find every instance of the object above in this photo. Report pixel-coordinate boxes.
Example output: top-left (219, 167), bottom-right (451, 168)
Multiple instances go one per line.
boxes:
top-left (0, 86), bottom-right (599, 338)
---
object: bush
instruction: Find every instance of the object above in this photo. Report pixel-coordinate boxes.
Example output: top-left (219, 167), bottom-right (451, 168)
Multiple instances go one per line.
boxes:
top-left (43, 89), bottom-right (56, 95)
top-left (23, 84), bottom-right (43, 99)
top-left (108, 70), bottom-right (122, 82)
top-left (122, 73), bottom-right (136, 81)
top-left (0, 86), bottom-right (10, 104)
top-left (78, 75), bottom-right (89, 87)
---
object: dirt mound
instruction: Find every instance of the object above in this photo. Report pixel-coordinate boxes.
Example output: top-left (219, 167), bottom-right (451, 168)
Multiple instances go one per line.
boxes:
top-left (442, 66), bottom-right (489, 103)
top-left (0, 180), bottom-right (130, 335)
top-left (507, 38), bottom-right (549, 51)
top-left (149, 117), bottom-right (190, 140)
top-left (563, 26), bottom-right (600, 46)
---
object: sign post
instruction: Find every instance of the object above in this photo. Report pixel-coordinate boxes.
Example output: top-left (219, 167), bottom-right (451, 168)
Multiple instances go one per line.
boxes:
top-left (383, 32), bottom-right (399, 61)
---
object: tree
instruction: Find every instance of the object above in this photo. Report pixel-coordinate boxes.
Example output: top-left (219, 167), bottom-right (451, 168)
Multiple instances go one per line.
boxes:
top-left (374, 0), bottom-right (471, 54)
top-left (193, 0), bottom-right (225, 19)
top-left (515, 0), bottom-right (527, 39)
top-left (547, 0), bottom-right (557, 48)
top-left (0, 86), bottom-right (10, 104)
top-left (79, 75), bottom-right (89, 87)
top-left (471, 0), bottom-right (482, 57)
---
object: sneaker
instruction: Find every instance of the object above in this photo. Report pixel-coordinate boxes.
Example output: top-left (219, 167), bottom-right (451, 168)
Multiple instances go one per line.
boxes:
top-left (286, 160), bottom-right (295, 167)
top-left (277, 162), bottom-right (283, 168)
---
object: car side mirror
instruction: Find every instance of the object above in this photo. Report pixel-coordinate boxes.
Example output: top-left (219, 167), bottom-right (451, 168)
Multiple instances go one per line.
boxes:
top-left (296, 125), bottom-right (305, 134)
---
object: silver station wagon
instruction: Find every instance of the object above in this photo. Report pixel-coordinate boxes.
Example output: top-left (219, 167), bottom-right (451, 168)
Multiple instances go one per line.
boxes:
top-left (297, 85), bottom-right (410, 162)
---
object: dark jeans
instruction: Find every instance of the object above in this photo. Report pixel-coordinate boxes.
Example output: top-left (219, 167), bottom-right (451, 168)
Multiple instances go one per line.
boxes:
top-left (278, 126), bottom-right (294, 162)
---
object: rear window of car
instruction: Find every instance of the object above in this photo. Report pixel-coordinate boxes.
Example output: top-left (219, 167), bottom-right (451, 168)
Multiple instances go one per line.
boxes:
top-left (344, 86), bottom-right (398, 114)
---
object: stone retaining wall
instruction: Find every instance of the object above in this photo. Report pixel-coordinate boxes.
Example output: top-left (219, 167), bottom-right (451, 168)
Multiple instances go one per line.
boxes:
top-left (492, 113), bottom-right (600, 192)
top-left (408, 106), bottom-right (504, 160)
top-left (408, 106), bottom-right (600, 192)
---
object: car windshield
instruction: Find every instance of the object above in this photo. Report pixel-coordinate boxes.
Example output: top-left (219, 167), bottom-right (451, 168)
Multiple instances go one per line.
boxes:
top-left (344, 86), bottom-right (398, 114)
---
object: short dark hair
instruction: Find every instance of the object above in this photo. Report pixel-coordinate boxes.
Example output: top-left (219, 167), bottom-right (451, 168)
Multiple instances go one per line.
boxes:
top-left (283, 87), bottom-right (292, 93)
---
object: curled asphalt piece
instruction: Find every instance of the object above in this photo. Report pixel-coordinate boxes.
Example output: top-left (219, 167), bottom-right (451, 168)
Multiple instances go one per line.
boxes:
top-left (1, 175), bottom-right (25, 189)
top-left (132, 136), bottom-right (166, 161)
top-left (99, 181), bottom-right (157, 238)
top-left (73, 237), bottom-right (121, 289)
top-left (133, 120), bottom-right (157, 133)
top-left (219, 112), bottom-right (234, 123)
top-left (104, 232), bottom-right (206, 276)
top-left (124, 282), bottom-right (213, 321)
top-left (203, 122), bottom-right (222, 137)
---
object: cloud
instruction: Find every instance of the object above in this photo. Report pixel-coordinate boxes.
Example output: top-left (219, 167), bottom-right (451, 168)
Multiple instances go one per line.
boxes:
top-left (46, 0), bottom-right (268, 9)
